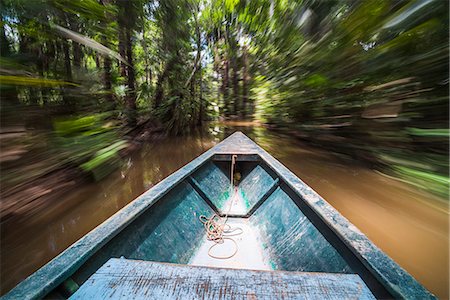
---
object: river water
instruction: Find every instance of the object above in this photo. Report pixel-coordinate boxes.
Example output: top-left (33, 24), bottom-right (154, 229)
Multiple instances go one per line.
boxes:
top-left (1, 122), bottom-right (448, 298)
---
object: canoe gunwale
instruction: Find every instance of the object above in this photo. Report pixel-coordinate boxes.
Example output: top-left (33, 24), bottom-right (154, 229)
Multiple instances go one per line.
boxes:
top-left (3, 132), bottom-right (436, 300)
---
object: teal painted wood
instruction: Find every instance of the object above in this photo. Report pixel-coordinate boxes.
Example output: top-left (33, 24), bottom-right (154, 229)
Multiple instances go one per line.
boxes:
top-left (191, 161), bottom-right (230, 211)
top-left (213, 153), bottom-right (260, 161)
top-left (71, 258), bottom-right (376, 300)
top-left (250, 186), bottom-right (352, 273)
top-left (245, 177), bottom-right (279, 216)
top-left (126, 181), bottom-right (214, 262)
top-left (66, 180), bottom-right (215, 287)
top-left (191, 161), bottom-right (276, 216)
top-left (238, 164), bottom-right (275, 212)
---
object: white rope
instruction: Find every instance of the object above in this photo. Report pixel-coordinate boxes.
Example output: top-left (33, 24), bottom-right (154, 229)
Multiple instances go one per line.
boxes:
top-left (199, 154), bottom-right (243, 259)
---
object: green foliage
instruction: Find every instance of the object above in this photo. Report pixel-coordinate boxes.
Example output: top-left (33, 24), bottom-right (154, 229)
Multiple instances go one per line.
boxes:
top-left (157, 95), bottom-right (198, 135)
top-left (53, 113), bottom-right (112, 137)
top-left (53, 113), bottom-right (126, 180)
top-left (0, 0), bottom-right (448, 199)
top-left (240, 0), bottom-right (449, 198)
top-left (0, 75), bottom-right (77, 87)
top-left (393, 166), bottom-right (449, 199)
top-left (406, 128), bottom-right (449, 138)
top-left (304, 74), bottom-right (328, 88)
top-left (80, 140), bottom-right (127, 181)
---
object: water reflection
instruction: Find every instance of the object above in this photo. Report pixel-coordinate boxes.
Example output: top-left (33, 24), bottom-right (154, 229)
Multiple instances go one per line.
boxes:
top-left (1, 123), bottom-right (448, 298)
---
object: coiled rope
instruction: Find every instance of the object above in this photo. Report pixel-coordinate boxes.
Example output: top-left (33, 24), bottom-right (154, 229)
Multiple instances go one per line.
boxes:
top-left (199, 154), bottom-right (243, 259)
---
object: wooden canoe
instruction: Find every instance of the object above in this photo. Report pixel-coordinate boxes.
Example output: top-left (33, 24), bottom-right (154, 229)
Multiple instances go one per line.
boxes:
top-left (4, 132), bottom-right (435, 299)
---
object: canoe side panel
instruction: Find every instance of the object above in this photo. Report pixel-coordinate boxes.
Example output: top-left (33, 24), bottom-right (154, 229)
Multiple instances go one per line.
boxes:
top-left (191, 161), bottom-right (230, 210)
top-left (250, 187), bottom-right (353, 273)
top-left (71, 180), bottom-right (215, 285)
top-left (238, 164), bottom-right (275, 211)
top-left (71, 258), bottom-right (375, 300)
top-left (127, 181), bottom-right (214, 262)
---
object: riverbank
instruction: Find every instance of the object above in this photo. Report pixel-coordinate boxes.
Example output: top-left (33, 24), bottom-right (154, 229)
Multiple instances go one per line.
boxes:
top-left (264, 121), bottom-right (449, 200)
top-left (0, 117), bottom-right (164, 224)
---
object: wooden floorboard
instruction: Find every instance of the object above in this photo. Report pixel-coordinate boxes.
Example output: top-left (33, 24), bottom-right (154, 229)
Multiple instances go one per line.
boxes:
top-left (71, 258), bottom-right (375, 300)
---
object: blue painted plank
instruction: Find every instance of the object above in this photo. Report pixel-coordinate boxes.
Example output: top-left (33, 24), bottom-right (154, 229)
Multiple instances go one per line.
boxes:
top-left (245, 177), bottom-right (279, 217)
top-left (250, 187), bottom-right (352, 273)
top-left (191, 161), bottom-right (230, 211)
top-left (191, 161), bottom-right (276, 216)
top-left (126, 181), bottom-right (214, 263)
top-left (238, 164), bottom-right (275, 211)
top-left (71, 258), bottom-right (375, 300)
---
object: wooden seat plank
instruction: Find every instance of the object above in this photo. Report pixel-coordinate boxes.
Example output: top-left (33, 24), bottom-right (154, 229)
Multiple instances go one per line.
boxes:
top-left (71, 258), bottom-right (375, 300)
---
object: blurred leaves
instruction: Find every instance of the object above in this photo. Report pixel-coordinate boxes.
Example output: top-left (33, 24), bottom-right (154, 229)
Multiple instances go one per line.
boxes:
top-left (80, 140), bottom-right (127, 181)
top-left (393, 166), bottom-right (449, 198)
top-left (0, 75), bottom-right (77, 87)
top-left (406, 127), bottom-right (449, 137)
top-left (0, 0), bottom-right (448, 200)
top-left (52, 113), bottom-right (125, 168)
top-left (242, 0), bottom-right (449, 198)
top-left (51, 24), bottom-right (127, 64)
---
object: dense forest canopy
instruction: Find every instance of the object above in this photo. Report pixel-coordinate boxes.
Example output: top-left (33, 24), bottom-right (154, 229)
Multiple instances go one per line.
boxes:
top-left (0, 0), bottom-right (448, 200)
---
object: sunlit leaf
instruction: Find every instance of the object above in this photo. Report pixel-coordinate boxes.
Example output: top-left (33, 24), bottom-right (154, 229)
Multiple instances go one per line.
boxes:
top-left (0, 75), bottom-right (77, 87)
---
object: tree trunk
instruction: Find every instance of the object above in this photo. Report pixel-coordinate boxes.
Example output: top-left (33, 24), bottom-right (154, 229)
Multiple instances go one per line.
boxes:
top-left (104, 56), bottom-right (114, 106)
top-left (0, 19), bottom-right (11, 56)
top-left (153, 59), bottom-right (174, 108)
top-left (198, 64), bottom-right (203, 125)
top-left (141, 26), bottom-right (150, 86)
top-left (117, 0), bottom-right (136, 125)
top-left (125, 25), bottom-right (136, 125)
top-left (0, 19), bottom-right (19, 113)
top-left (101, 0), bottom-right (114, 107)
top-left (61, 38), bottom-right (75, 111)
top-left (118, 0), bottom-right (127, 77)
top-left (53, 40), bottom-right (61, 76)
top-left (222, 57), bottom-right (229, 116)
top-left (68, 16), bottom-right (82, 68)
top-left (62, 39), bottom-right (72, 82)
top-left (95, 54), bottom-right (100, 69)
top-left (72, 42), bottom-right (82, 68)
top-left (118, 28), bottom-right (127, 78)
top-left (46, 41), bottom-right (55, 72)
top-left (242, 44), bottom-right (249, 118)
top-left (18, 32), bottom-right (41, 105)
top-left (193, 9), bottom-right (203, 125)
top-left (213, 42), bottom-right (221, 105)
top-left (232, 56), bottom-right (239, 116)
top-left (37, 46), bottom-right (50, 105)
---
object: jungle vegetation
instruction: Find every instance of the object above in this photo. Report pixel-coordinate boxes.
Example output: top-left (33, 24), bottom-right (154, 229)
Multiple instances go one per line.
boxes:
top-left (0, 0), bottom-right (448, 202)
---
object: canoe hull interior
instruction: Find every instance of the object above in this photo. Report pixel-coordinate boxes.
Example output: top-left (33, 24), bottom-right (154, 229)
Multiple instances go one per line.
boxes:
top-left (73, 155), bottom-right (348, 274)
top-left (69, 153), bottom-right (390, 298)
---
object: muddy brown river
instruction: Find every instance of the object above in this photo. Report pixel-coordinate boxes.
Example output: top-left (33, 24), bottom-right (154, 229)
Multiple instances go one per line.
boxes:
top-left (1, 122), bottom-right (448, 298)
